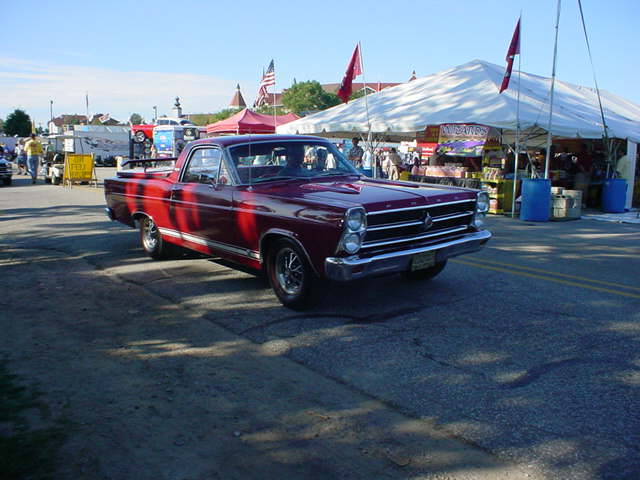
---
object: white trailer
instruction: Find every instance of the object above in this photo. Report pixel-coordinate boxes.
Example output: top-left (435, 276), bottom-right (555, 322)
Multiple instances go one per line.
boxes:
top-left (68, 125), bottom-right (131, 164)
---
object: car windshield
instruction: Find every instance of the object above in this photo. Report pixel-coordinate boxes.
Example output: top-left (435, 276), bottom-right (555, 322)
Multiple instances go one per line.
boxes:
top-left (228, 140), bottom-right (358, 185)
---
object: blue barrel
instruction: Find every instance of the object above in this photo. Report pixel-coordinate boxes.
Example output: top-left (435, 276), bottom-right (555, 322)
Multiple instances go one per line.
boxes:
top-left (520, 178), bottom-right (551, 222)
top-left (602, 179), bottom-right (627, 213)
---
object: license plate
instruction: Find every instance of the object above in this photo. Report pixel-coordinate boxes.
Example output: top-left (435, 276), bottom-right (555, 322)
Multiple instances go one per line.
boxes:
top-left (410, 251), bottom-right (436, 271)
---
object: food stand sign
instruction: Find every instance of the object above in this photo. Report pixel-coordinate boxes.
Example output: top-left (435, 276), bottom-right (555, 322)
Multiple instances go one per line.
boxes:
top-left (438, 124), bottom-right (498, 157)
top-left (62, 153), bottom-right (97, 186)
top-left (416, 125), bottom-right (440, 158)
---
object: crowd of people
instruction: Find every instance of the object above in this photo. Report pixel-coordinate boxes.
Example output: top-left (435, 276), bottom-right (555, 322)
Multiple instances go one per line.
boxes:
top-left (1, 134), bottom-right (44, 184)
top-left (343, 137), bottom-right (418, 180)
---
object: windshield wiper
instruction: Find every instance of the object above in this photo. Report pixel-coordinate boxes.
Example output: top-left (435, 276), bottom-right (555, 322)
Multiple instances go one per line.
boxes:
top-left (312, 171), bottom-right (351, 178)
top-left (250, 175), bottom-right (299, 183)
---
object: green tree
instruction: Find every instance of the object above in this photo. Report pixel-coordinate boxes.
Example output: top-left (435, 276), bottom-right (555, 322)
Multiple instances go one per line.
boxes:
top-left (349, 88), bottom-right (370, 101)
top-left (129, 113), bottom-right (143, 125)
top-left (255, 105), bottom-right (287, 116)
top-left (282, 81), bottom-right (341, 115)
top-left (4, 109), bottom-right (32, 137)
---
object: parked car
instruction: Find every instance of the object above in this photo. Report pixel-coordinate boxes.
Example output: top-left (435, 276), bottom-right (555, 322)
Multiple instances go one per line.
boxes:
top-left (132, 117), bottom-right (197, 143)
top-left (104, 135), bottom-right (491, 309)
top-left (0, 155), bottom-right (13, 185)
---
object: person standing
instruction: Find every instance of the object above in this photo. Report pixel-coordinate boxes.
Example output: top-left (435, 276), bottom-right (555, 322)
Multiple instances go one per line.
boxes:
top-left (348, 137), bottom-right (364, 168)
top-left (574, 144), bottom-right (593, 207)
top-left (387, 148), bottom-right (402, 180)
top-left (24, 134), bottom-right (43, 184)
top-left (14, 141), bottom-right (27, 175)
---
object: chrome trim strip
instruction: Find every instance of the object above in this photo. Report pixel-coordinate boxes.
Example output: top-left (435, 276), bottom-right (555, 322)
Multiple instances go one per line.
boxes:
top-left (158, 227), bottom-right (260, 260)
top-left (366, 199), bottom-right (475, 216)
top-left (367, 220), bottom-right (424, 231)
top-left (432, 211), bottom-right (474, 222)
top-left (362, 226), bottom-right (468, 249)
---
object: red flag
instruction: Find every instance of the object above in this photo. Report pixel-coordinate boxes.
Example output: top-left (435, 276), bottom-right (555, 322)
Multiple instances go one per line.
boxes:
top-left (499, 18), bottom-right (521, 93)
top-left (337, 44), bottom-right (363, 103)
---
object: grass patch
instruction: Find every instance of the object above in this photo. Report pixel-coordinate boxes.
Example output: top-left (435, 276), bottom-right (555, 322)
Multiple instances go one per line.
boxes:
top-left (0, 359), bottom-right (68, 480)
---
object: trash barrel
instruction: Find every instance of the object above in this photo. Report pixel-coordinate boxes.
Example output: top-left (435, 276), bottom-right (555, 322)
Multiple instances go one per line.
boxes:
top-left (520, 178), bottom-right (551, 222)
top-left (601, 179), bottom-right (627, 213)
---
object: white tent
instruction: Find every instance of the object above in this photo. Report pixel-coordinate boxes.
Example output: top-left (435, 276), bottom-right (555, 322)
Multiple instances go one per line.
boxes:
top-left (277, 59), bottom-right (640, 144)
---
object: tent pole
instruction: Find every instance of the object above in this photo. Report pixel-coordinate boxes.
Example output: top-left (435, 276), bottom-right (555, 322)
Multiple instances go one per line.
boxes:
top-left (358, 41), bottom-right (374, 177)
top-left (544, 0), bottom-right (561, 180)
top-left (512, 13), bottom-right (523, 218)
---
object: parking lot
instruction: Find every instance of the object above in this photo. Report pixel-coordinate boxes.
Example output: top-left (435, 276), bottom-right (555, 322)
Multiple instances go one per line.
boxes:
top-left (1, 174), bottom-right (639, 479)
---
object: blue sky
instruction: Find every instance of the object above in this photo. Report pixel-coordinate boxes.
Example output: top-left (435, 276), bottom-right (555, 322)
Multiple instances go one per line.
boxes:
top-left (1, 0), bottom-right (637, 127)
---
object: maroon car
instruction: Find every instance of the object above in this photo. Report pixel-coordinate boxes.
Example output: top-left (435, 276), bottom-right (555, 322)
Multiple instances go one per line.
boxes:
top-left (104, 135), bottom-right (491, 309)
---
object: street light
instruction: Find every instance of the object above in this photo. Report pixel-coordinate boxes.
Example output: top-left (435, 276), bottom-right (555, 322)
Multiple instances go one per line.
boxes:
top-left (153, 106), bottom-right (157, 123)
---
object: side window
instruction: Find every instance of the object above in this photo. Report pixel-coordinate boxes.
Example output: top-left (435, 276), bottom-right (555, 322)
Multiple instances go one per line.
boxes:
top-left (183, 148), bottom-right (222, 184)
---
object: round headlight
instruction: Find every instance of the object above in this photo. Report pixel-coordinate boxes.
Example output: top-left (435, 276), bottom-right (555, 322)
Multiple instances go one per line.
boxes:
top-left (346, 209), bottom-right (365, 231)
top-left (343, 233), bottom-right (361, 254)
top-left (476, 192), bottom-right (490, 213)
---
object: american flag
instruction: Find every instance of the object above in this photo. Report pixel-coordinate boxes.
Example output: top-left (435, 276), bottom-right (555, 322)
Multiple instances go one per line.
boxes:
top-left (254, 60), bottom-right (275, 107)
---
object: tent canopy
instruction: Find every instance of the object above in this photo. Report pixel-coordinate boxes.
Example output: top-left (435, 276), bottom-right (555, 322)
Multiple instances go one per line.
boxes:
top-left (277, 60), bottom-right (640, 143)
top-left (206, 109), bottom-right (299, 135)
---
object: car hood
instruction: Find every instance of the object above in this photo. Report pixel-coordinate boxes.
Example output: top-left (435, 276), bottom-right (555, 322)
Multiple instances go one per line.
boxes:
top-left (256, 177), bottom-right (477, 212)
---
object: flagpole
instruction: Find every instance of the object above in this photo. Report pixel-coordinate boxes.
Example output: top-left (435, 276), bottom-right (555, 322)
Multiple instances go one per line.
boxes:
top-left (272, 61), bottom-right (277, 129)
top-left (512, 14), bottom-right (522, 218)
top-left (544, 0), bottom-right (561, 180)
top-left (358, 42), bottom-right (374, 177)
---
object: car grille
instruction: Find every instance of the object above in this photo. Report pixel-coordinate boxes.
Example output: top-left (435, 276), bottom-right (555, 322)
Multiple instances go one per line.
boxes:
top-left (363, 199), bottom-right (476, 249)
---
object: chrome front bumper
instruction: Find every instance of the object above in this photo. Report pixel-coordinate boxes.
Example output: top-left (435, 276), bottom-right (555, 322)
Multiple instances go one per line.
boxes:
top-left (324, 229), bottom-right (491, 282)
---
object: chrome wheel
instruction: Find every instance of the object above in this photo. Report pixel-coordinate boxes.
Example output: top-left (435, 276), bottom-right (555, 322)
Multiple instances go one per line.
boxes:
top-left (275, 247), bottom-right (304, 296)
top-left (142, 218), bottom-right (159, 252)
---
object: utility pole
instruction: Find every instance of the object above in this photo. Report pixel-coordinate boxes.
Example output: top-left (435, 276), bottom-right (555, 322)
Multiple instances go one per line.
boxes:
top-left (153, 105), bottom-right (157, 123)
top-left (49, 100), bottom-right (53, 134)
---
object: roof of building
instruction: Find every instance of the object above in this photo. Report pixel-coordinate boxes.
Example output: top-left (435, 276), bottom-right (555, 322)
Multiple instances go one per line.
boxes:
top-left (321, 82), bottom-right (401, 94)
top-left (50, 114), bottom-right (88, 127)
top-left (229, 84), bottom-right (247, 108)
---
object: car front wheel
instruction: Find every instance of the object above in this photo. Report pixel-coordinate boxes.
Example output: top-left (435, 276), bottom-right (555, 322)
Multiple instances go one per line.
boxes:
top-left (267, 238), bottom-right (323, 310)
top-left (402, 260), bottom-right (447, 281)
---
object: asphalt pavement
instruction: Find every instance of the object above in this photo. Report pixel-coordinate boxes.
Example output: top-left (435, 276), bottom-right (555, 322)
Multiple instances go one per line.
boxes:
top-left (1, 171), bottom-right (639, 480)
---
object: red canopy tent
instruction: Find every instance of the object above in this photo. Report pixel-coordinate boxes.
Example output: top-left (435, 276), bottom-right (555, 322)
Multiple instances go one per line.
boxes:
top-left (205, 109), bottom-right (299, 135)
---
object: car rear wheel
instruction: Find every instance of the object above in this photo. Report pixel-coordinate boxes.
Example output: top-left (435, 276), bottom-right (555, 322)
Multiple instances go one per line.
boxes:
top-left (267, 238), bottom-right (323, 310)
top-left (139, 216), bottom-right (173, 260)
top-left (134, 131), bottom-right (147, 143)
top-left (402, 260), bottom-right (447, 281)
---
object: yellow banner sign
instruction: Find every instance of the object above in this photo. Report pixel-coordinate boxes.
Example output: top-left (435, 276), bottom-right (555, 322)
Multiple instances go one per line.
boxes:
top-left (63, 154), bottom-right (97, 186)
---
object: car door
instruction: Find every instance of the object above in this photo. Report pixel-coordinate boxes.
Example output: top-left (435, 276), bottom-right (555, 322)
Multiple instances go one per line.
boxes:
top-left (168, 146), bottom-right (237, 256)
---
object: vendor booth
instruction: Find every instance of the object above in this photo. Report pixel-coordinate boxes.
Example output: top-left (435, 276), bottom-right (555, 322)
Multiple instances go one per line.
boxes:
top-left (277, 60), bottom-right (640, 214)
top-left (206, 109), bottom-right (298, 136)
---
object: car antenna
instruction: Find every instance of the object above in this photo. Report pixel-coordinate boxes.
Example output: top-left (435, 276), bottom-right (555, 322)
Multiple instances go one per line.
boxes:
top-left (247, 132), bottom-right (253, 187)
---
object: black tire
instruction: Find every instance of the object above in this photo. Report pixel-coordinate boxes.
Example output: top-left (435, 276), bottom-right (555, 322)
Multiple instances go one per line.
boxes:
top-left (44, 177), bottom-right (52, 184)
top-left (3, 177), bottom-right (11, 186)
top-left (139, 216), bottom-right (174, 260)
top-left (403, 260), bottom-right (448, 281)
top-left (266, 238), bottom-right (323, 310)
top-left (134, 131), bottom-right (147, 143)
top-left (52, 175), bottom-right (61, 185)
